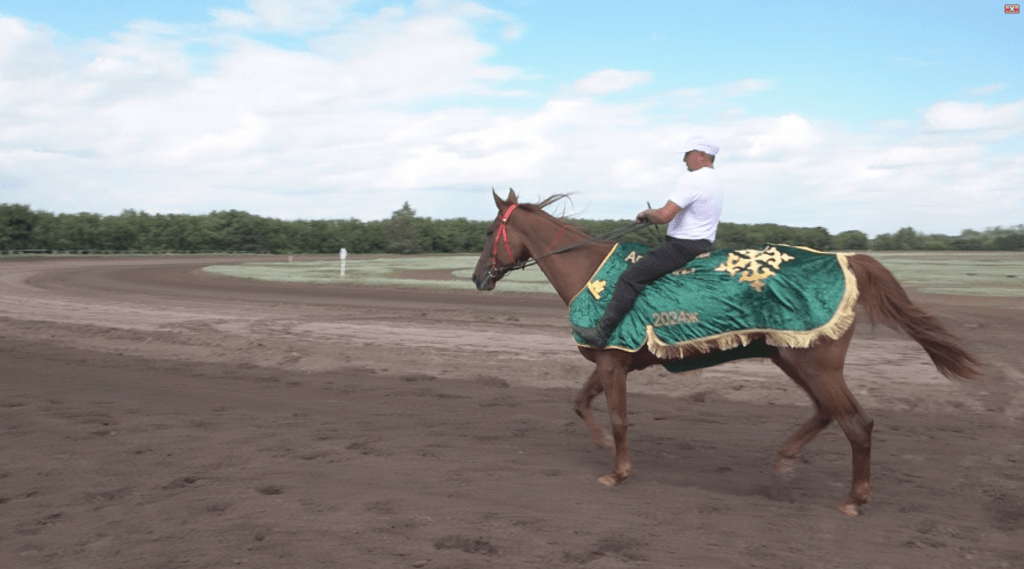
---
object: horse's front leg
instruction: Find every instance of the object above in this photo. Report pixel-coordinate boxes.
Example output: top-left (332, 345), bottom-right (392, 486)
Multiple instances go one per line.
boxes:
top-left (595, 351), bottom-right (632, 486)
top-left (574, 369), bottom-right (613, 451)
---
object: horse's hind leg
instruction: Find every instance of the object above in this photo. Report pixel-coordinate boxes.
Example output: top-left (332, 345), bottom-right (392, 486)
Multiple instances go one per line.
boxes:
top-left (771, 353), bottom-right (834, 473)
top-left (784, 365), bottom-right (874, 516)
top-left (775, 410), bottom-right (833, 474)
top-left (574, 369), bottom-right (612, 451)
top-left (777, 330), bottom-right (874, 516)
top-left (785, 371), bottom-right (873, 515)
top-left (834, 403), bottom-right (874, 516)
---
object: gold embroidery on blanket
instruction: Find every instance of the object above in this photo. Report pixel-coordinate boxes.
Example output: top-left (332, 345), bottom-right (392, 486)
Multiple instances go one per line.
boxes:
top-left (623, 250), bottom-right (645, 264)
top-left (714, 246), bottom-right (796, 291)
top-left (587, 279), bottom-right (607, 300)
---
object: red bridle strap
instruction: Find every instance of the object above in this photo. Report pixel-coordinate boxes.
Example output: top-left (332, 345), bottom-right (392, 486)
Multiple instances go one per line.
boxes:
top-left (492, 203), bottom-right (518, 264)
top-left (541, 224), bottom-right (568, 256)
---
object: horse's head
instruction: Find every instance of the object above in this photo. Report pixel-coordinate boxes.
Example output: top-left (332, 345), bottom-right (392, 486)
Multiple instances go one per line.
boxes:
top-left (472, 188), bottom-right (530, 291)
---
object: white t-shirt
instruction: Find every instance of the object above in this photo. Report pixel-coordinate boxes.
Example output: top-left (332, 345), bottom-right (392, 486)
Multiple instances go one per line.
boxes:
top-left (665, 167), bottom-right (723, 242)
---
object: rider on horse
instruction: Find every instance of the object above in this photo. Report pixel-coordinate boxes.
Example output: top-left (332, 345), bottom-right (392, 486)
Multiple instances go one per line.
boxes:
top-left (573, 135), bottom-right (724, 348)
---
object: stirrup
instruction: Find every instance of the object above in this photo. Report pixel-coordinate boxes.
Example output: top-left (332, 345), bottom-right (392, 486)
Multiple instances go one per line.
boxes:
top-left (572, 323), bottom-right (609, 348)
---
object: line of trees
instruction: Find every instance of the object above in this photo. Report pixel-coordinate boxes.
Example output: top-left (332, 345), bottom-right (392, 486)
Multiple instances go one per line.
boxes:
top-left (2, 202), bottom-right (1022, 254)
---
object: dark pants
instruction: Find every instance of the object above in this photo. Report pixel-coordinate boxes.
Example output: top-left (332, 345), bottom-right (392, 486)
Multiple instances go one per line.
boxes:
top-left (602, 237), bottom-right (712, 326)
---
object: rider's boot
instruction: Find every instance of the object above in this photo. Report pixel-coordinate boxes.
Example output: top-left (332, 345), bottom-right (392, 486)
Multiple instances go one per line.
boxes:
top-left (572, 297), bottom-right (633, 349)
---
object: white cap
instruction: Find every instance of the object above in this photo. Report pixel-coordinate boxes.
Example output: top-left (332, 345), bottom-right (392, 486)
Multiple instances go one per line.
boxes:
top-left (677, 135), bottom-right (720, 156)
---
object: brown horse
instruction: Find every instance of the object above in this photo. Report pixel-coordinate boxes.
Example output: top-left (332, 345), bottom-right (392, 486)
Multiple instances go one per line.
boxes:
top-left (471, 189), bottom-right (982, 516)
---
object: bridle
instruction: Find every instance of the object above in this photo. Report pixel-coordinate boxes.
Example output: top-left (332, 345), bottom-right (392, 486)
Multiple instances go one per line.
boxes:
top-left (486, 204), bottom-right (569, 281)
top-left (487, 204), bottom-right (533, 280)
top-left (485, 203), bottom-right (649, 282)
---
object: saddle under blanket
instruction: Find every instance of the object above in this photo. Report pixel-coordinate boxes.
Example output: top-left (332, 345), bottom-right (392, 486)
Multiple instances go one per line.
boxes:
top-left (569, 243), bottom-right (858, 372)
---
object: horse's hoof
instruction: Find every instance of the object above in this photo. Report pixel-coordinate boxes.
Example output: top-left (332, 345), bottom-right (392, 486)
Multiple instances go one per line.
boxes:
top-left (774, 458), bottom-right (796, 474)
top-left (835, 502), bottom-right (860, 517)
top-left (598, 466), bottom-right (630, 486)
top-left (597, 435), bottom-right (614, 452)
top-left (598, 473), bottom-right (622, 486)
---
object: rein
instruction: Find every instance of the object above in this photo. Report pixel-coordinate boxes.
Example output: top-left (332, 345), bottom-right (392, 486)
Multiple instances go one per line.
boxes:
top-left (487, 205), bottom-right (651, 280)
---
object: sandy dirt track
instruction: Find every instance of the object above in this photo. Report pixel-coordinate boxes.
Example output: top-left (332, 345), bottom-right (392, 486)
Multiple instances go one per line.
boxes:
top-left (1, 255), bottom-right (1022, 568)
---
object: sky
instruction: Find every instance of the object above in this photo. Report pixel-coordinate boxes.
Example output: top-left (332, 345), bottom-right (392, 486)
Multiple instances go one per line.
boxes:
top-left (0, 0), bottom-right (1021, 237)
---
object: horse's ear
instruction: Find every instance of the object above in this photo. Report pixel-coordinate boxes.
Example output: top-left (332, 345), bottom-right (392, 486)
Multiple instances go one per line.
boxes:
top-left (492, 188), bottom-right (507, 210)
top-left (507, 188), bottom-right (518, 204)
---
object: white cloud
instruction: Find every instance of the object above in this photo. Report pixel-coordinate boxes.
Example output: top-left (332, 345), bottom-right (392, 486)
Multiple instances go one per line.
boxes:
top-left (666, 77), bottom-right (771, 108)
top-left (872, 144), bottom-right (981, 169)
top-left (730, 114), bottom-right (819, 159)
top-left (721, 78), bottom-right (771, 97)
top-left (211, 8), bottom-right (258, 29)
top-left (923, 100), bottom-right (1024, 133)
top-left (309, 3), bottom-right (521, 103)
top-left (0, 15), bottom-right (61, 81)
top-left (967, 83), bottom-right (1004, 96)
top-left (0, 14), bottom-right (35, 59)
top-left (0, 9), bottom-right (1020, 239)
top-left (417, 0), bottom-right (522, 40)
top-left (574, 69), bottom-right (652, 95)
top-left (248, 0), bottom-right (348, 33)
top-left (0, 5), bottom-right (532, 220)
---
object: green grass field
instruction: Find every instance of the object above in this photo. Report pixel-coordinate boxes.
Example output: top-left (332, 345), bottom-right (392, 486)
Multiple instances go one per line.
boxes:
top-left (203, 255), bottom-right (556, 294)
top-left (863, 251), bottom-right (1024, 297)
top-left (203, 251), bottom-right (1024, 297)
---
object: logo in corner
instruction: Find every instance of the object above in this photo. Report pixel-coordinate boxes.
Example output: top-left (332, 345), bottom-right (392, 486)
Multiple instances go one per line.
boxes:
top-left (1007, 4), bottom-right (1021, 13)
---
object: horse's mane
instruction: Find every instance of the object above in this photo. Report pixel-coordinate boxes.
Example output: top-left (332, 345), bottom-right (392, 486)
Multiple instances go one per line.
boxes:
top-left (517, 193), bottom-right (574, 218)
top-left (515, 193), bottom-right (599, 238)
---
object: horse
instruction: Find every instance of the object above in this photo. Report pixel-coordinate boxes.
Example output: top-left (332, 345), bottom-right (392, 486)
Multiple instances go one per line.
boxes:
top-left (471, 189), bottom-right (982, 517)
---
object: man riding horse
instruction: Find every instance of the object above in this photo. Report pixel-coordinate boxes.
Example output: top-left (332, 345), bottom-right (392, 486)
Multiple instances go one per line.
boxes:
top-left (573, 135), bottom-right (724, 348)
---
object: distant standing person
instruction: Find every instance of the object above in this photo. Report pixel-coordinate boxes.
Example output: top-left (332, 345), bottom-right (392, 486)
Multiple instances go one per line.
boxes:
top-left (573, 135), bottom-right (724, 348)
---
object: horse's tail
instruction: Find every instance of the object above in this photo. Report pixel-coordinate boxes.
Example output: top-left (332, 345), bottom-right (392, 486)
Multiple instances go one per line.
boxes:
top-left (846, 254), bottom-right (983, 380)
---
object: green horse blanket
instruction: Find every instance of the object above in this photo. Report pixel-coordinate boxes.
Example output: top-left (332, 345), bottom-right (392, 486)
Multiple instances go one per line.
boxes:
top-left (569, 243), bottom-right (858, 372)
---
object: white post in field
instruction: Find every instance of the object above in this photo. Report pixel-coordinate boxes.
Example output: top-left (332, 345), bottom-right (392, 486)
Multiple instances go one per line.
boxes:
top-left (340, 247), bottom-right (347, 278)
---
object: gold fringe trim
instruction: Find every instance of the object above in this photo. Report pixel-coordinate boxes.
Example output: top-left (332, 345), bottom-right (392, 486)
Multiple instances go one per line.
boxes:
top-left (645, 252), bottom-right (860, 360)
